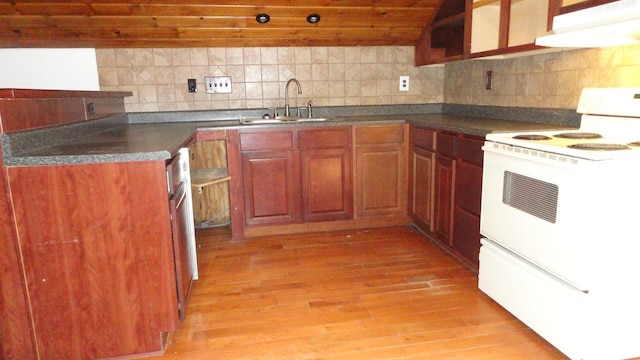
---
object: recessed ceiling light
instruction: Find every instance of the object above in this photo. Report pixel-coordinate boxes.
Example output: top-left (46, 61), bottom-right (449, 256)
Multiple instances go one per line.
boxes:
top-left (307, 14), bottom-right (321, 24)
top-left (256, 14), bottom-right (270, 24)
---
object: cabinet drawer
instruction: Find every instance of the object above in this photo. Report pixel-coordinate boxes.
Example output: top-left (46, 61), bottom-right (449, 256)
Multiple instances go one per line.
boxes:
top-left (457, 136), bottom-right (484, 166)
top-left (299, 128), bottom-right (350, 148)
top-left (436, 131), bottom-right (456, 158)
top-left (355, 125), bottom-right (405, 145)
top-left (412, 127), bottom-right (436, 151)
top-left (239, 131), bottom-right (294, 151)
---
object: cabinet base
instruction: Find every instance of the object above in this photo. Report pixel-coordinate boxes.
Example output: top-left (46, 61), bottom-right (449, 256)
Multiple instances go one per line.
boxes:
top-left (243, 215), bottom-right (412, 238)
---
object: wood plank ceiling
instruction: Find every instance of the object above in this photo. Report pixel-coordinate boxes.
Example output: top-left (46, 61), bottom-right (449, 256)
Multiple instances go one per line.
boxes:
top-left (0, 1), bottom-right (438, 48)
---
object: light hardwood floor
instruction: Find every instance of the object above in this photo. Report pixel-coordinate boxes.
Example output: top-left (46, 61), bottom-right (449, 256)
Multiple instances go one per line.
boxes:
top-left (149, 226), bottom-right (567, 359)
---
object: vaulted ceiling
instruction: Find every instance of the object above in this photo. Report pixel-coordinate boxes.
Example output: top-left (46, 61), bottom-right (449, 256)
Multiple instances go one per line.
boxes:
top-left (0, 1), bottom-right (438, 48)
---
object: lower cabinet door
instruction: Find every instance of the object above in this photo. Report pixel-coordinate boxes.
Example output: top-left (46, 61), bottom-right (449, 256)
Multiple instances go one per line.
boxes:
top-left (300, 148), bottom-right (352, 222)
top-left (241, 150), bottom-right (298, 225)
top-left (355, 144), bottom-right (407, 217)
top-left (452, 207), bottom-right (481, 269)
top-left (434, 155), bottom-right (455, 245)
top-left (411, 147), bottom-right (436, 231)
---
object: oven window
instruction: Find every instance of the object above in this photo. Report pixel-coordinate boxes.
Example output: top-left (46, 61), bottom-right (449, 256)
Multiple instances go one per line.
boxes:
top-left (502, 171), bottom-right (558, 223)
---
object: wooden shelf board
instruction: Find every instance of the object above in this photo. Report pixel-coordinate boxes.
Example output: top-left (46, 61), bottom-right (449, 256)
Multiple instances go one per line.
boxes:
top-left (191, 168), bottom-right (230, 188)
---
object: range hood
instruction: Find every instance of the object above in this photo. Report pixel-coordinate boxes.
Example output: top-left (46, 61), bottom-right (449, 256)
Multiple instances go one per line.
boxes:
top-left (535, 0), bottom-right (640, 48)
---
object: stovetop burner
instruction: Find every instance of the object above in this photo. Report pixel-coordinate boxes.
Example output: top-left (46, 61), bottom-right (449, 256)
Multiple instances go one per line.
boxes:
top-left (567, 143), bottom-right (631, 151)
top-left (513, 134), bottom-right (552, 140)
top-left (554, 132), bottom-right (603, 139)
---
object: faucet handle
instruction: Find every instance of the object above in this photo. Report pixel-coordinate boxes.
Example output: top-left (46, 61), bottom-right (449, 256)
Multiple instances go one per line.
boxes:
top-left (306, 100), bottom-right (313, 118)
top-left (296, 107), bottom-right (302, 117)
top-left (268, 107), bottom-right (279, 118)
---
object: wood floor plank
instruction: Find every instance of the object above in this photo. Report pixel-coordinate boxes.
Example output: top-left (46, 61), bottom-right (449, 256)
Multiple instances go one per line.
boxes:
top-left (146, 226), bottom-right (567, 360)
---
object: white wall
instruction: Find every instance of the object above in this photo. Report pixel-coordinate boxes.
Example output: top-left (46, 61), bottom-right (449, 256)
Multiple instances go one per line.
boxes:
top-left (0, 49), bottom-right (99, 91)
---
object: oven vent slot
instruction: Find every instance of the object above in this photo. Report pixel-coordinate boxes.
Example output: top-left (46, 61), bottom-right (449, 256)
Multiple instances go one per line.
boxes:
top-left (502, 171), bottom-right (558, 223)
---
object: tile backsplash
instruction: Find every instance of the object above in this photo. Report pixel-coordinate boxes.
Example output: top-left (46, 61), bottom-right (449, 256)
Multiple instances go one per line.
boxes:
top-left (96, 47), bottom-right (444, 113)
top-left (97, 43), bottom-right (640, 113)
top-left (444, 43), bottom-right (640, 110)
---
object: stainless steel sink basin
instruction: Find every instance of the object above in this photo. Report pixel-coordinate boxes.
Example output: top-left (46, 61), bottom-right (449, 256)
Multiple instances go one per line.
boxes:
top-left (240, 117), bottom-right (330, 125)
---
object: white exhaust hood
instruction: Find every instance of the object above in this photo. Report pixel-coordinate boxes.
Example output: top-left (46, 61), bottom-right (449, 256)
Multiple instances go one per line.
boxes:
top-left (535, 0), bottom-right (640, 48)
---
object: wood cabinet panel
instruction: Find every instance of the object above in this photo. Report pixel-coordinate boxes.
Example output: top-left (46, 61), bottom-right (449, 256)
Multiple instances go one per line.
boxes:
top-left (0, 99), bottom-right (86, 132)
top-left (436, 131), bottom-right (456, 158)
top-left (455, 159), bottom-right (483, 217)
top-left (0, 157), bottom-right (36, 360)
top-left (452, 208), bottom-right (481, 269)
top-left (411, 147), bottom-right (436, 231)
top-left (354, 125), bottom-right (407, 218)
top-left (457, 136), bottom-right (484, 166)
top-left (434, 155), bottom-right (455, 245)
top-left (301, 148), bottom-right (352, 222)
top-left (355, 125), bottom-right (405, 145)
top-left (453, 135), bottom-right (484, 269)
top-left (239, 131), bottom-right (294, 151)
top-left (412, 127), bottom-right (436, 151)
top-left (7, 161), bottom-right (178, 359)
top-left (356, 145), bottom-right (407, 217)
top-left (240, 127), bottom-right (352, 228)
top-left (299, 128), bottom-right (350, 148)
top-left (242, 150), bottom-right (298, 225)
top-left (0, 90), bottom-right (131, 132)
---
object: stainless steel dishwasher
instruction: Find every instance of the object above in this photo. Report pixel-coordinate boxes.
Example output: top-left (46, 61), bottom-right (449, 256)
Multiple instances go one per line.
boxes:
top-left (167, 147), bottom-right (197, 322)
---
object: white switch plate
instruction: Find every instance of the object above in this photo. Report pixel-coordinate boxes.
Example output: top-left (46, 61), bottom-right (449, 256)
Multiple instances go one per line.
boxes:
top-left (399, 76), bottom-right (410, 92)
top-left (205, 76), bottom-right (232, 94)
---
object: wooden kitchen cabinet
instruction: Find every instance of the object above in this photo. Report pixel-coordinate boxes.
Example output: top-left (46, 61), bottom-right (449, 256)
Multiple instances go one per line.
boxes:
top-left (6, 161), bottom-right (180, 359)
top-left (242, 149), bottom-right (298, 225)
top-left (433, 131), bottom-right (456, 246)
top-left (299, 128), bottom-right (352, 222)
top-left (0, 149), bottom-right (36, 360)
top-left (240, 127), bottom-right (352, 227)
top-left (416, 0), bottom-right (565, 65)
top-left (410, 126), bottom-right (484, 269)
top-left (452, 135), bottom-right (484, 269)
top-left (410, 127), bottom-right (437, 232)
top-left (354, 125), bottom-right (408, 218)
top-left (189, 139), bottom-right (231, 227)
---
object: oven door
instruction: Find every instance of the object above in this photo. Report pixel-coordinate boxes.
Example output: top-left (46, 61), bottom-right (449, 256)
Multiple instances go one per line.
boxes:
top-left (479, 142), bottom-right (611, 291)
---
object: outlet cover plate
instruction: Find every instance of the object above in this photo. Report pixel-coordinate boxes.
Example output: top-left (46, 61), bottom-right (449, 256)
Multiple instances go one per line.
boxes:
top-left (399, 76), bottom-right (410, 92)
top-left (205, 76), bottom-right (232, 94)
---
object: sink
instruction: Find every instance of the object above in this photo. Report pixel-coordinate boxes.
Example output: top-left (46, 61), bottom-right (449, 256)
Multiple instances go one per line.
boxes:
top-left (240, 117), bottom-right (330, 125)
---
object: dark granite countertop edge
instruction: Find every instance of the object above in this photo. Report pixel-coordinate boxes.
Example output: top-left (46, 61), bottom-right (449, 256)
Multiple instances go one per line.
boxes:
top-left (3, 103), bottom-right (581, 166)
top-left (4, 151), bottom-right (171, 166)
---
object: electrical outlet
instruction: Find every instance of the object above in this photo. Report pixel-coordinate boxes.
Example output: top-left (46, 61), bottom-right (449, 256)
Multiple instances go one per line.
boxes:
top-left (187, 78), bottom-right (197, 93)
top-left (485, 71), bottom-right (493, 90)
top-left (205, 76), bottom-right (232, 94)
top-left (399, 76), bottom-right (410, 92)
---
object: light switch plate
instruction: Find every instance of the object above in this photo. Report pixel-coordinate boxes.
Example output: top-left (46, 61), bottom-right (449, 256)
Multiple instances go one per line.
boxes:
top-left (205, 76), bottom-right (232, 94)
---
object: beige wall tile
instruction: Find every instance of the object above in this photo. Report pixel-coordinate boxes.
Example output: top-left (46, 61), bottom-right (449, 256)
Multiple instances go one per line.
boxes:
top-left (98, 46), bottom-right (443, 112)
top-left (171, 49), bottom-right (191, 66)
top-left (134, 49), bottom-right (154, 67)
top-left (153, 49), bottom-right (173, 66)
top-left (443, 43), bottom-right (640, 109)
top-left (96, 49), bottom-right (115, 67)
top-left (207, 48), bottom-right (226, 65)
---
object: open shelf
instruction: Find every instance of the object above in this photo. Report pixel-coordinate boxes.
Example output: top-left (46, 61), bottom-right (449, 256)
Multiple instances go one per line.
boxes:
top-left (190, 168), bottom-right (230, 188)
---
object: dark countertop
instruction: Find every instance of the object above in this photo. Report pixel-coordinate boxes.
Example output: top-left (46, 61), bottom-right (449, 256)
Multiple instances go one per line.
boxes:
top-left (2, 113), bottom-right (576, 166)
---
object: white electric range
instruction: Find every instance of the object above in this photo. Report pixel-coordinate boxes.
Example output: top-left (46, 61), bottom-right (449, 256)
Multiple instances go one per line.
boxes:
top-left (479, 87), bottom-right (640, 360)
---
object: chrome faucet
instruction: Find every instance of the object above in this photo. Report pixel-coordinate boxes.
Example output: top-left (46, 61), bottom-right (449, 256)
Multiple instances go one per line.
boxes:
top-left (284, 78), bottom-right (302, 117)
